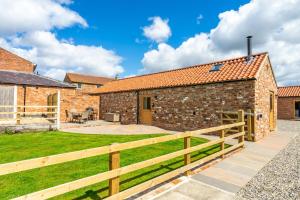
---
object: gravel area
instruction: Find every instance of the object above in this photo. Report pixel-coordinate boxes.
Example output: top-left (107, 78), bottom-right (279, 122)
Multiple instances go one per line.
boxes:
top-left (235, 134), bottom-right (300, 200)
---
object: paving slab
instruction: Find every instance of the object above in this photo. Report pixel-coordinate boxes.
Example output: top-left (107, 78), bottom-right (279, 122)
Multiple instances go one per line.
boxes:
top-left (155, 180), bottom-right (234, 200)
top-left (191, 174), bottom-right (241, 194)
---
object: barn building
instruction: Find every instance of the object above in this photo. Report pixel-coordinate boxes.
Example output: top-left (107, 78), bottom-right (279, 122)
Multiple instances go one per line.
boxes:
top-left (278, 86), bottom-right (300, 120)
top-left (93, 51), bottom-right (277, 141)
top-left (64, 72), bottom-right (114, 92)
top-left (0, 47), bottom-right (99, 123)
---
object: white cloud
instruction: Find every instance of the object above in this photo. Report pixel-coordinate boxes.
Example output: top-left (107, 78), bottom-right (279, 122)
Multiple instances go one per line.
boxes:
top-left (0, 0), bottom-right (124, 80)
top-left (0, 0), bottom-right (87, 36)
top-left (6, 31), bottom-right (123, 79)
top-left (141, 0), bottom-right (300, 86)
top-left (44, 68), bottom-right (67, 81)
top-left (196, 14), bottom-right (203, 24)
top-left (143, 16), bottom-right (172, 43)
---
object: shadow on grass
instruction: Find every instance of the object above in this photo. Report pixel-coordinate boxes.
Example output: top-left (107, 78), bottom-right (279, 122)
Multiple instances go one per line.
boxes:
top-left (72, 145), bottom-right (220, 200)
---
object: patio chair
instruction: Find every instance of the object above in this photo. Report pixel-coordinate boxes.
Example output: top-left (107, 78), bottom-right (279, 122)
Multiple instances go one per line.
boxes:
top-left (65, 110), bottom-right (72, 122)
top-left (79, 111), bottom-right (89, 124)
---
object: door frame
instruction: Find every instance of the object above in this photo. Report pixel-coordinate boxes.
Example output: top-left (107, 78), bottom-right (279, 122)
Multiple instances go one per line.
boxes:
top-left (269, 91), bottom-right (275, 130)
top-left (138, 95), bottom-right (152, 125)
top-left (294, 100), bottom-right (300, 119)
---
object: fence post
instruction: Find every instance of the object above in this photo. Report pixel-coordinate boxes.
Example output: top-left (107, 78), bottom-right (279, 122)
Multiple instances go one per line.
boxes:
top-left (16, 107), bottom-right (21, 125)
top-left (109, 150), bottom-right (120, 196)
top-left (56, 90), bottom-right (61, 129)
top-left (237, 110), bottom-right (245, 146)
top-left (13, 85), bottom-right (17, 120)
top-left (253, 110), bottom-right (257, 142)
top-left (220, 111), bottom-right (223, 125)
top-left (220, 129), bottom-right (225, 158)
top-left (184, 135), bottom-right (191, 176)
top-left (246, 109), bottom-right (252, 141)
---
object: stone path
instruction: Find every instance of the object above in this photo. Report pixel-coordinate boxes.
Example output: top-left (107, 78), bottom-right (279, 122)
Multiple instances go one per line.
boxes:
top-left (150, 120), bottom-right (299, 200)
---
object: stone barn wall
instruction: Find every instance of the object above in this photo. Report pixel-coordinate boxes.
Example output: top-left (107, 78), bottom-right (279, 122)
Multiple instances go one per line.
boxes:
top-left (100, 80), bottom-right (256, 130)
top-left (254, 61), bottom-right (278, 141)
top-left (100, 91), bottom-right (137, 124)
top-left (139, 81), bottom-right (255, 131)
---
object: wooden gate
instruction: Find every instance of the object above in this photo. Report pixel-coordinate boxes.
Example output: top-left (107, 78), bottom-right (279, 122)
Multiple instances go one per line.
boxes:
top-left (221, 109), bottom-right (254, 141)
top-left (0, 86), bottom-right (15, 119)
top-left (47, 93), bottom-right (58, 118)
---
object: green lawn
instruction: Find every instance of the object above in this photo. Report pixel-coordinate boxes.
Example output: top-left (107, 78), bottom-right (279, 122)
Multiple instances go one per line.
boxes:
top-left (0, 131), bottom-right (225, 200)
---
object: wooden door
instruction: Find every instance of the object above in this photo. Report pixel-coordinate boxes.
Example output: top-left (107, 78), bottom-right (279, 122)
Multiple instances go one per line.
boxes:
top-left (47, 93), bottom-right (57, 117)
top-left (0, 86), bottom-right (14, 119)
top-left (269, 91), bottom-right (275, 130)
top-left (139, 96), bottom-right (152, 125)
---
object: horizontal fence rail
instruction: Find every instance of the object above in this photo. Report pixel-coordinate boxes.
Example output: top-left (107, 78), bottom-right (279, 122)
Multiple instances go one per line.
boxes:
top-left (1, 111), bottom-right (246, 200)
top-left (0, 105), bottom-right (58, 108)
top-left (0, 104), bottom-right (60, 128)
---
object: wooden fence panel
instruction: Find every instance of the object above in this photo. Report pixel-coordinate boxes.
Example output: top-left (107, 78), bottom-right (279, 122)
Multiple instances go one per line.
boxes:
top-left (2, 121), bottom-right (245, 200)
top-left (0, 86), bottom-right (14, 119)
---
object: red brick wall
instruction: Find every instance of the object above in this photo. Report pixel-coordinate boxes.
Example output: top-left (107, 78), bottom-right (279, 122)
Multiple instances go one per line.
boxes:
top-left (278, 97), bottom-right (300, 119)
top-left (78, 83), bottom-right (99, 92)
top-left (254, 60), bottom-right (278, 141)
top-left (17, 86), bottom-right (100, 121)
top-left (0, 48), bottom-right (35, 72)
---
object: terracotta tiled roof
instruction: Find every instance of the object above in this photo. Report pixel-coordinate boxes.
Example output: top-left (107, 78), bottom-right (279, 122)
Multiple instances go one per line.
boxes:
top-left (278, 86), bottom-right (300, 97)
top-left (93, 52), bottom-right (268, 94)
top-left (65, 73), bottom-right (114, 85)
top-left (0, 70), bottom-right (74, 88)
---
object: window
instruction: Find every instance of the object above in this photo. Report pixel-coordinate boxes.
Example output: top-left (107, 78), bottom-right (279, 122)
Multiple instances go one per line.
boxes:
top-left (210, 64), bottom-right (223, 72)
top-left (96, 84), bottom-right (101, 88)
top-left (143, 97), bottom-right (151, 110)
top-left (77, 83), bottom-right (82, 89)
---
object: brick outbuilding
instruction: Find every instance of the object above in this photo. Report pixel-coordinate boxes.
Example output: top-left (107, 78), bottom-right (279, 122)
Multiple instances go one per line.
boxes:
top-left (64, 72), bottom-right (114, 92)
top-left (0, 48), bottom-right (100, 122)
top-left (93, 52), bottom-right (277, 141)
top-left (278, 86), bottom-right (300, 120)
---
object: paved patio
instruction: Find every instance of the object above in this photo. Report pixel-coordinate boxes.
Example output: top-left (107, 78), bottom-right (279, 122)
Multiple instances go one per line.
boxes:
top-left (61, 121), bottom-right (178, 135)
top-left (140, 120), bottom-right (299, 200)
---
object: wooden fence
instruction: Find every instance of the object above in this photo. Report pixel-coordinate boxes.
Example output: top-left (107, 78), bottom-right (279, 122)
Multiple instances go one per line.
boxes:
top-left (0, 105), bottom-right (60, 129)
top-left (0, 110), bottom-right (245, 200)
top-left (221, 109), bottom-right (254, 141)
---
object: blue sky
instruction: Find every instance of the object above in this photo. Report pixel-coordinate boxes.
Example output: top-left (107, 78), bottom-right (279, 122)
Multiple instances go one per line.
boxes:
top-left (57, 0), bottom-right (249, 76)
top-left (0, 0), bottom-right (299, 86)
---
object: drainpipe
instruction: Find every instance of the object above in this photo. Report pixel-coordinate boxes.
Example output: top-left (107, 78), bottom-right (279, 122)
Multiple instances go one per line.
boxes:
top-left (136, 91), bottom-right (139, 124)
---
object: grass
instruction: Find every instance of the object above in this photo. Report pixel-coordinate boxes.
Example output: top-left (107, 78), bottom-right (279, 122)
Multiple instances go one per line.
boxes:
top-left (0, 131), bottom-right (227, 200)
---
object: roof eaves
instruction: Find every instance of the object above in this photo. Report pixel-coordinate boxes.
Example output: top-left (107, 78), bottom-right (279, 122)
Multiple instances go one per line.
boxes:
top-left (34, 74), bottom-right (75, 88)
top-left (92, 77), bottom-right (257, 95)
